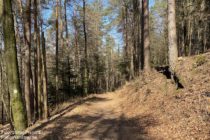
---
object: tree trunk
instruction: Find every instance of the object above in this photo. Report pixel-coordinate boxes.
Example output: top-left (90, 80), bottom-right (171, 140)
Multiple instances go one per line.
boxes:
top-left (140, 0), bottom-right (144, 70)
top-left (59, 0), bottom-right (65, 102)
top-left (73, 9), bottom-right (80, 88)
top-left (1, 102), bottom-right (3, 124)
top-left (168, 0), bottom-right (178, 71)
top-left (3, 0), bottom-right (27, 132)
top-left (64, 0), bottom-right (68, 40)
top-left (14, 2), bottom-right (25, 94)
top-left (143, 0), bottom-right (151, 71)
top-left (0, 52), bottom-right (12, 127)
top-left (34, 0), bottom-right (42, 120)
top-left (82, 0), bottom-right (88, 95)
top-left (55, 0), bottom-right (59, 104)
top-left (0, 56), bottom-right (4, 125)
top-left (23, 0), bottom-right (32, 125)
top-left (41, 32), bottom-right (48, 119)
top-left (0, 0), bottom-right (2, 23)
top-left (125, 6), bottom-right (130, 80)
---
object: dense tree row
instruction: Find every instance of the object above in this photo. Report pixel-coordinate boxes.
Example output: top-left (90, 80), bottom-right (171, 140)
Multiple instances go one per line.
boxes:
top-left (176, 0), bottom-right (210, 56)
top-left (109, 0), bottom-right (151, 80)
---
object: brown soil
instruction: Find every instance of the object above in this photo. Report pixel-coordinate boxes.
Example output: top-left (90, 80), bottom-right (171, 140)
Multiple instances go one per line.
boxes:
top-left (26, 93), bottom-right (149, 140)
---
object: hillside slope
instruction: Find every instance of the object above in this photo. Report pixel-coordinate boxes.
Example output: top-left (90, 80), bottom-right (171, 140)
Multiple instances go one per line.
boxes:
top-left (119, 53), bottom-right (210, 139)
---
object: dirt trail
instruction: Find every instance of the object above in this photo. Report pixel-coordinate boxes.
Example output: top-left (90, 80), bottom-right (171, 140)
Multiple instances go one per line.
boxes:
top-left (31, 93), bottom-right (145, 140)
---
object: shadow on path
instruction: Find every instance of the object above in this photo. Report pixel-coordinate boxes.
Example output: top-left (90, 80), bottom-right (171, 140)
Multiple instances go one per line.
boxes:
top-left (39, 113), bottom-right (158, 140)
top-left (26, 97), bottom-right (109, 133)
top-left (28, 95), bottom-right (159, 140)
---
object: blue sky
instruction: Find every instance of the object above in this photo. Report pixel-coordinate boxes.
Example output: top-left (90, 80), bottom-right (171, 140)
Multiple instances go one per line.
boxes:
top-left (42, 0), bottom-right (156, 49)
top-left (150, 0), bottom-right (155, 7)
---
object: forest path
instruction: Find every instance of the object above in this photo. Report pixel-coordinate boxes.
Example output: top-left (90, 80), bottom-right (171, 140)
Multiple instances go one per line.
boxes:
top-left (33, 93), bottom-right (143, 140)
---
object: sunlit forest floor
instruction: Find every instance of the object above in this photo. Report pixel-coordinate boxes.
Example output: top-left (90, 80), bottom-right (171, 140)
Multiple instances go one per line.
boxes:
top-left (0, 53), bottom-right (210, 140)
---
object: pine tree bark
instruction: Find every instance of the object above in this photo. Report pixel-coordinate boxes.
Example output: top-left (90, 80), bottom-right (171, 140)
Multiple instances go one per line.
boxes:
top-left (168, 0), bottom-right (178, 71)
top-left (73, 10), bottom-right (80, 87)
top-left (137, 0), bottom-right (141, 72)
top-left (34, 0), bottom-right (42, 119)
top-left (55, 0), bottom-right (59, 104)
top-left (0, 52), bottom-right (11, 127)
top-left (143, 0), bottom-right (151, 71)
top-left (140, 0), bottom-right (144, 70)
top-left (0, 56), bottom-right (5, 125)
top-left (0, 0), bottom-right (2, 23)
top-left (1, 102), bottom-right (3, 125)
top-left (122, 4), bottom-right (130, 80)
top-left (2, 0), bottom-right (27, 132)
top-left (33, 28), bottom-right (38, 120)
top-left (64, 0), bottom-right (68, 40)
top-left (14, 1), bottom-right (24, 93)
top-left (125, 6), bottom-right (130, 80)
top-left (59, 0), bottom-right (65, 102)
top-left (64, 0), bottom-right (70, 92)
top-left (82, 0), bottom-right (88, 95)
top-left (23, 0), bottom-right (32, 125)
top-left (41, 32), bottom-right (48, 119)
